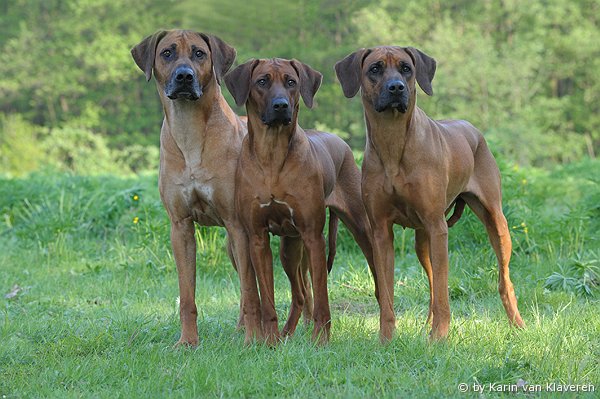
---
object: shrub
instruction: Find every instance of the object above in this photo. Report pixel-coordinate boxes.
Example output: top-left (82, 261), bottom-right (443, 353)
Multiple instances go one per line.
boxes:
top-left (41, 126), bottom-right (126, 174)
top-left (0, 113), bottom-right (47, 176)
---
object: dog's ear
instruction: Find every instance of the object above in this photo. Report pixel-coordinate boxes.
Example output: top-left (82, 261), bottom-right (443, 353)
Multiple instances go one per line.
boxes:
top-left (224, 59), bottom-right (259, 107)
top-left (131, 30), bottom-right (168, 81)
top-left (406, 47), bottom-right (436, 96)
top-left (200, 33), bottom-right (237, 85)
top-left (290, 60), bottom-right (322, 108)
top-left (334, 48), bottom-right (371, 98)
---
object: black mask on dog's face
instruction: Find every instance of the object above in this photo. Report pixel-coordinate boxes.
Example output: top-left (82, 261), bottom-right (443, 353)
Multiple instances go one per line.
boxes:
top-left (334, 46), bottom-right (436, 113)
top-left (225, 58), bottom-right (323, 128)
top-left (131, 30), bottom-right (236, 101)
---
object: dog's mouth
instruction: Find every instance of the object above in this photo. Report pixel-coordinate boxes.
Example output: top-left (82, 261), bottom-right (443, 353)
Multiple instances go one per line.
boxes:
top-left (375, 103), bottom-right (407, 113)
top-left (375, 96), bottom-right (409, 113)
top-left (166, 87), bottom-right (202, 101)
top-left (390, 102), bottom-right (407, 113)
top-left (261, 114), bottom-right (292, 127)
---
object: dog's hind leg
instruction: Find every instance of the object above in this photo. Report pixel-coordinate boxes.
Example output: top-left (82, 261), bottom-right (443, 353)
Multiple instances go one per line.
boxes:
top-left (328, 152), bottom-right (379, 299)
top-left (464, 192), bottom-right (525, 328)
top-left (464, 144), bottom-right (525, 328)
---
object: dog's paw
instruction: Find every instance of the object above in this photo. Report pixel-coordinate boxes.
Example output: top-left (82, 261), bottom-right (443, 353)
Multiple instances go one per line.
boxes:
top-left (174, 336), bottom-right (199, 348)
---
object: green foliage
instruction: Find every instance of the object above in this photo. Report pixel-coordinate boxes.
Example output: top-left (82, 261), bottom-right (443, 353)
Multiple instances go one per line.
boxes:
top-left (1, 0), bottom-right (598, 174)
top-left (544, 254), bottom-right (599, 296)
top-left (42, 126), bottom-right (126, 174)
top-left (0, 113), bottom-right (159, 176)
top-left (0, 0), bottom-right (164, 144)
top-left (113, 144), bottom-right (160, 174)
top-left (0, 113), bottom-right (47, 175)
top-left (39, 126), bottom-right (159, 175)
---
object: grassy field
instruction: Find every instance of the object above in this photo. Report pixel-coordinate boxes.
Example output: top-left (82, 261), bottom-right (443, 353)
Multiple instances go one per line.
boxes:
top-left (1, 159), bottom-right (599, 398)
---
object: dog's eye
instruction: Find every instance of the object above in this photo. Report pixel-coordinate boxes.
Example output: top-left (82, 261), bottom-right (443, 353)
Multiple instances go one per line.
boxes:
top-left (369, 65), bottom-right (380, 74)
top-left (287, 79), bottom-right (296, 87)
top-left (162, 49), bottom-right (172, 58)
top-left (401, 65), bottom-right (411, 73)
top-left (257, 78), bottom-right (267, 87)
top-left (194, 50), bottom-right (205, 58)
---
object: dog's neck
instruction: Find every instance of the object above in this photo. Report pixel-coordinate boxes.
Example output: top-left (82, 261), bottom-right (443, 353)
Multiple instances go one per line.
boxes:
top-left (159, 80), bottom-right (237, 164)
top-left (363, 96), bottom-right (423, 166)
top-left (246, 106), bottom-right (303, 175)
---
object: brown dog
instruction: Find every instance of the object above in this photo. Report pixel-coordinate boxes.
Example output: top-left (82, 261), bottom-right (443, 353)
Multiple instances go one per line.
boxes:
top-left (131, 30), bottom-right (248, 346)
top-left (335, 46), bottom-right (525, 341)
top-left (225, 58), bottom-right (376, 345)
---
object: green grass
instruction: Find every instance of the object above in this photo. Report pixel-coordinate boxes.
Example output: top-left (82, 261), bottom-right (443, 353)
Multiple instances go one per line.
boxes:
top-left (1, 159), bottom-right (599, 398)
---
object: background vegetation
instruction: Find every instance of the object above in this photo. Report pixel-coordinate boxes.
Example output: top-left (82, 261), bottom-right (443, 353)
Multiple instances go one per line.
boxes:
top-left (1, 1), bottom-right (599, 397)
top-left (1, 0), bottom-right (600, 176)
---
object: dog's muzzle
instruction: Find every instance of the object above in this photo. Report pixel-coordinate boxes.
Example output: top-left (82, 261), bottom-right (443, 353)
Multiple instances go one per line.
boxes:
top-left (375, 79), bottom-right (409, 113)
top-left (262, 97), bottom-right (292, 126)
top-left (165, 65), bottom-right (203, 100)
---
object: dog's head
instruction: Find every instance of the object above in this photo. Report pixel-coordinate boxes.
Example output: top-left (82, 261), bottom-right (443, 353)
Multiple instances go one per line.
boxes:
top-left (131, 30), bottom-right (236, 101)
top-left (225, 58), bottom-right (322, 127)
top-left (335, 46), bottom-right (436, 113)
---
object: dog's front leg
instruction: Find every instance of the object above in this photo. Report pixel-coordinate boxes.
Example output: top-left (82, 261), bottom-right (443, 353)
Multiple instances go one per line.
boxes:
top-left (280, 236), bottom-right (306, 336)
top-left (171, 216), bottom-right (199, 347)
top-left (224, 235), bottom-right (246, 331)
top-left (363, 184), bottom-right (397, 343)
top-left (415, 229), bottom-right (434, 326)
top-left (424, 218), bottom-right (451, 340)
top-left (301, 230), bottom-right (331, 345)
top-left (248, 230), bottom-right (279, 345)
top-left (370, 219), bottom-right (396, 343)
top-left (226, 223), bottom-right (262, 345)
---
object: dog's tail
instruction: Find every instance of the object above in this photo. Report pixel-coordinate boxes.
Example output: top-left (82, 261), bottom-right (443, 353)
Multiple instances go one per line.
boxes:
top-left (327, 210), bottom-right (339, 273)
top-left (446, 197), bottom-right (466, 227)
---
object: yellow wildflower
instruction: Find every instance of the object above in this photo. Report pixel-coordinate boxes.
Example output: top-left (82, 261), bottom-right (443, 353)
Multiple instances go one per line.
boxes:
top-left (133, 216), bottom-right (139, 224)
top-left (133, 194), bottom-right (139, 201)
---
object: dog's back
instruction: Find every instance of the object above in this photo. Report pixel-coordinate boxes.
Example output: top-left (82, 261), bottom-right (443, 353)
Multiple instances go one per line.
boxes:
top-left (306, 129), bottom-right (354, 178)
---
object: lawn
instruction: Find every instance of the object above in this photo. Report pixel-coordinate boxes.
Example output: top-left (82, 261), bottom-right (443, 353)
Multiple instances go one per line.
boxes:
top-left (1, 159), bottom-right (599, 398)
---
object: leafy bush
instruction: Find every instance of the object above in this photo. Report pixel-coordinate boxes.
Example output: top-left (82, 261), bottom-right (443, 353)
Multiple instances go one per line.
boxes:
top-left (42, 126), bottom-right (126, 174)
top-left (0, 113), bottom-right (159, 176)
top-left (114, 144), bottom-right (159, 174)
top-left (0, 113), bottom-right (47, 176)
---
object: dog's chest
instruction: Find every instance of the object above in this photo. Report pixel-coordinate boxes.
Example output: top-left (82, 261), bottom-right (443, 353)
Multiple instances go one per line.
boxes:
top-left (390, 201), bottom-right (420, 229)
top-left (378, 169), bottom-right (423, 229)
top-left (162, 167), bottom-right (225, 226)
top-left (257, 198), bottom-right (299, 237)
top-left (187, 176), bottom-right (222, 226)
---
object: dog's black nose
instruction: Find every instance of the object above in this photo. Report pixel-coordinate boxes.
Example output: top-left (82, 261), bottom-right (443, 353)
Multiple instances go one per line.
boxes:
top-left (272, 97), bottom-right (289, 112)
top-left (165, 64), bottom-right (202, 100)
top-left (174, 66), bottom-right (195, 83)
top-left (386, 80), bottom-right (405, 94)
